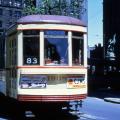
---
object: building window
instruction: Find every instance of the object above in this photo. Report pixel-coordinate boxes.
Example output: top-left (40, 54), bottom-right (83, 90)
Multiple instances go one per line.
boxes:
top-left (0, 21), bottom-right (2, 27)
top-left (0, 0), bottom-right (2, 5)
top-left (0, 29), bottom-right (3, 35)
top-left (9, 10), bottom-right (12, 16)
top-left (23, 30), bottom-right (40, 65)
top-left (9, 22), bottom-right (12, 26)
top-left (0, 32), bottom-right (2, 35)
top-left (9, 0), bottom-right (12, 6)
top-left (14, 11), bottom-right (21, 18)
top-left (0, 0), bottom-right (22, 7)
top-left (0, 9), bottom-right (3, 15)
top-left (3, 0), bottom-right (9, 6)
top-left (14, 0), bottom-right (22, 7)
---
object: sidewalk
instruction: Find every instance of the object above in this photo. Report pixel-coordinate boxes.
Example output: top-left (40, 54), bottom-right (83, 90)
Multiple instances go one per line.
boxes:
top-left (102, 89), bottom-right (120, 104)
top-left (88, 88), bottom-right (120, 104)
top-left (104, 97), bottom-right (120, 104)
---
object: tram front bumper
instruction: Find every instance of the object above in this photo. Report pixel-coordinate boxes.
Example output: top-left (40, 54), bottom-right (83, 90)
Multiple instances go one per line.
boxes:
top-left (17, 94), bottom-right (87, 102)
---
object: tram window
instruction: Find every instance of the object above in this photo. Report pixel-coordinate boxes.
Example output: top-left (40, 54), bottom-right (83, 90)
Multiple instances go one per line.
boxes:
top-left (23, 30), bottom-right (39, 65)
top-left (44, 30), bottom-right (68, 66)
top-left (72, 32), bottom-right (84, 66)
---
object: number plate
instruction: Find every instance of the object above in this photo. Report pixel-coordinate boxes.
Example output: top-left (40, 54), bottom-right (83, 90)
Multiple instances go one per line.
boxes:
top-left (67, 77), bottom-right (85, 89)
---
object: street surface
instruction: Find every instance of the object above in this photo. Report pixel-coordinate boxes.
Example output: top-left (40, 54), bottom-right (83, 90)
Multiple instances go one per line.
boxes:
top-left (1, 73), bottom-right (120, 119)
top-left (72, 97), bottom-right (120, 120)
top-left (0, 96), bottom-right (120, 120)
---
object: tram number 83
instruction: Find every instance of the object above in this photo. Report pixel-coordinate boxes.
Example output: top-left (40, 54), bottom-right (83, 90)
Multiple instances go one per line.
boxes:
top-left (26, 57), bottom-right (38, 64)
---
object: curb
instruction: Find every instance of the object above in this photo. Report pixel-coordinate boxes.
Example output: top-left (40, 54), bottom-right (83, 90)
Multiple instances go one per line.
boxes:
top-left (104, 98), bottom-right (120, 104)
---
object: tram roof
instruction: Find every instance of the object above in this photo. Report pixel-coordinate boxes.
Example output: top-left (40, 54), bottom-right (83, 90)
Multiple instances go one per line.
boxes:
top-left (17, 15), bottom-right (86, 26)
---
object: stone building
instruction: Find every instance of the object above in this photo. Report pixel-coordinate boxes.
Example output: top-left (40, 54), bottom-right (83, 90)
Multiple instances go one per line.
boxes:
top-left (0, 0), bottom-right (23, 68)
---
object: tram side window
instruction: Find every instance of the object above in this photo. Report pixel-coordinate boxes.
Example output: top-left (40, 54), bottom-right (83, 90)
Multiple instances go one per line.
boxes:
top-left (23, 30), bottom-right (40, 65)
top-left (72, 32), bottom-right (84, 66)
top-left (44, 30), bottom-right (68, 66)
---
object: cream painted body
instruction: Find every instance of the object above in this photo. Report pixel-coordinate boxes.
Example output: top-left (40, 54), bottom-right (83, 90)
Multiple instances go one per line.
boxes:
top-left (17, 68), bottom-right (87, 96)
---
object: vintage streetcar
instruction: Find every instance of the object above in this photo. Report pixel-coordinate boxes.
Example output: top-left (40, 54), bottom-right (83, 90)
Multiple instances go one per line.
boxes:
top-left (5, 15), bottom-right (87, 104)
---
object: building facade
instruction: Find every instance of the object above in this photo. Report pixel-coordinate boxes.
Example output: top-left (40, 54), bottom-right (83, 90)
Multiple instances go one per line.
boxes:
top-left (103, 0), bottom-right (120, 72)
top-left (103, 0), bottom-right (120, 90)
top-left (0, 0), bottom-right (23, 68)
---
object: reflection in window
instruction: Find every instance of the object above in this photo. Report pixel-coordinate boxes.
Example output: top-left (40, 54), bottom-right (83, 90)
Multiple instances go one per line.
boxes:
top-left (23, 30), bottom-right (39, 65)
top-left (72, 32), bottom-right (84, 66)
top-left (44, 30), bottom-right (68, 66)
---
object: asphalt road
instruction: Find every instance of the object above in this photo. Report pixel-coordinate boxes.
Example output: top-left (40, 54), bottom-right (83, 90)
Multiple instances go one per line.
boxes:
top-left (73, 97), bottom-right (120, 120)
top-left (0, 96), bottom-right (120, 120)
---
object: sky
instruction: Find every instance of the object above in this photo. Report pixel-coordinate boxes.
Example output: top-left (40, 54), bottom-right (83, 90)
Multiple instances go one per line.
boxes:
top-left (88, 0), bottom-right (103, 47)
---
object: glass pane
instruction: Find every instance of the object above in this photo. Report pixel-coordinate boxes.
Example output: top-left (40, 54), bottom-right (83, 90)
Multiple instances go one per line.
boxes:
top-left (44, 30), bottom-right (68, 66)
top-left (23, 30), bottom-right (39, 65)
top-left (72, 32), bottom-right (84, 66)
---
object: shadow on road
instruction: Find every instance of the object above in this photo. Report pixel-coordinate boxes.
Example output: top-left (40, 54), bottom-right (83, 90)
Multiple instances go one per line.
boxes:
top-left (88, 88), bottom-right (120, 100)
top-left (0, 93), bottom-right (81, 120)
top-left (0, 92), bottom-right (25, 120)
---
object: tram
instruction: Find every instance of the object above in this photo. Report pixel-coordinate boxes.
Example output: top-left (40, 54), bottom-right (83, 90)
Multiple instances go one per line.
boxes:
top-left (6, 15), bottom-right (87, 103)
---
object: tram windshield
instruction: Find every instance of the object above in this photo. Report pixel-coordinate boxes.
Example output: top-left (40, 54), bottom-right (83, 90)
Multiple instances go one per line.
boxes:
top-left (23, 30), bottom-right (40, 65)
top-left (72, 32), bottom-right (84, 66)
top-left (44, 30), bottom-right (68, 66)
top-left (22, 30), bottom-right (84, 66)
